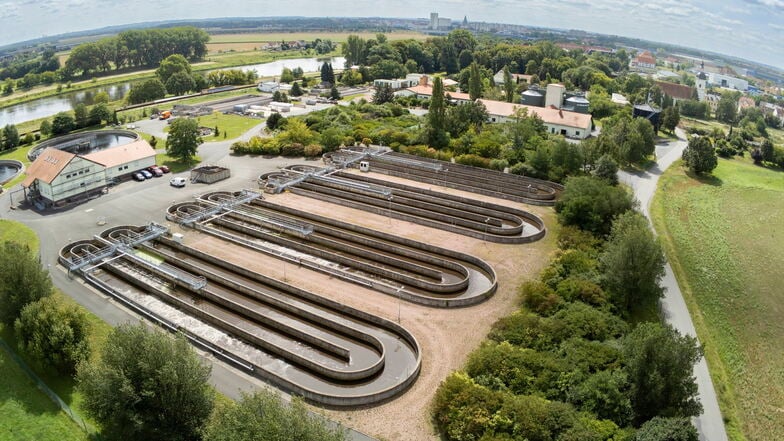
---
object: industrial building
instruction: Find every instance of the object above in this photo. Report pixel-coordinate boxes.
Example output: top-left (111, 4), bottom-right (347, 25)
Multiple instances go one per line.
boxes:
top-left (707, 72), bottom-right (749, 91)
top-left (520, 83), bottom-right (590, 114)
top-left (478, 99), bottom-right (593, 139)
top-left (22, 136), bottom-right (156, 209)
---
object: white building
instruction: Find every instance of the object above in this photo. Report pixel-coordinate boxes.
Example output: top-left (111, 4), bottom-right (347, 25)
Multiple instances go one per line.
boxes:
top-left (22, 139), bottom-right (156, 208)
top-left (707, 73), bottom-right (748, 91)
top-left (492, 70), bottom-right (533, 86)
top-left (478, 99), bottom-right (593, 139)
top-left (258, 82), bottom-right (280, 93)
top-left (545, 83), bottom-right (566, 108)
top-left (429, 13), bottom-right (452, 30)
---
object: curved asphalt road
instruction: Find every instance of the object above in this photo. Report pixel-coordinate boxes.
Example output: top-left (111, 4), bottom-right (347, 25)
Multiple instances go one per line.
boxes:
top-left (618, 127), bottom-right (728, 441)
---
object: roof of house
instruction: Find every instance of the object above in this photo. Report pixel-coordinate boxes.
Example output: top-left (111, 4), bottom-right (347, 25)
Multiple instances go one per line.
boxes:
top-left (478, 99), bottom-right (592, 130)
top-left (654, 81), bottom-right (695, 100)
top-left (404, 85), bottom-right (472, 101)
top-left (82, 139), bottom-right (156, 168)
top-left (635, 51), bottom-right (656, 65)
top-left (22, 148), bottom-right (77, 187)
top-left (738, 96), bottom-right (756, 110)
top-left (442, 78), bottom-right (459, 87)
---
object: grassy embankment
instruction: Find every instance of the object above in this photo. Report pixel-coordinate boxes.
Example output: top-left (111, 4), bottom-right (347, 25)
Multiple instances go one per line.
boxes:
top-left (651, 157), bottom-right (784, 441)
top-left (0, 220), bottom-right (112, 441)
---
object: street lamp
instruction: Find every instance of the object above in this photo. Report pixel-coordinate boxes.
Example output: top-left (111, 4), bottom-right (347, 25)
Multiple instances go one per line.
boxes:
top-left (484, 217), bottom-right (490, 245)
top-left (388, 195), bottom-right (393, 225)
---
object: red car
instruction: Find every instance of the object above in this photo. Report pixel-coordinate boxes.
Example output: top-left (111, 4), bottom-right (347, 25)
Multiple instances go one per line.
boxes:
top-left (147, 166), bottom-right (163, 177)
top-left (158, 165), bottom-right (170, 173)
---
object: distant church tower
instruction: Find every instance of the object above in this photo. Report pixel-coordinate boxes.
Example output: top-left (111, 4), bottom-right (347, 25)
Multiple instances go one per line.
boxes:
top-left (696, 71), bottom-right (708, 101)
top-left (462, 16), bottom-right (468, 28)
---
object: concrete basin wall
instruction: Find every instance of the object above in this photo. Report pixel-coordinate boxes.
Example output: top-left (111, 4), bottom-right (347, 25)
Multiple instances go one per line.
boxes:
top-left (28, 129), bottom-right (140, 161)
top-left (0, 160), bottom-right (23, 185)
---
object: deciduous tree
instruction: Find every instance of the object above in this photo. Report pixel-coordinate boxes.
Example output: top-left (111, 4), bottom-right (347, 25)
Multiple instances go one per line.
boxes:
top-left (15, 296), bottom-right (91, 375)
top-left (622, 323), bottom-right (703, 425)
top-left (682, 136), bottom-right (717, 175)
top-left (427, 77), bottom-right (449, 148)
top-left (555, 176), bottom-right (634, 236)
top-left (0, 242), bottom-right (53, 325)
top-left (77, 324), bottom-right (214, 441)
top-left (166, 117), bottom-right (201, 162)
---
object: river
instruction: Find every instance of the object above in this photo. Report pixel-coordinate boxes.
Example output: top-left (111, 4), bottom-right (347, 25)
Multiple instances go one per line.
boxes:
top-left (0, 56), bottom-right (345, 128)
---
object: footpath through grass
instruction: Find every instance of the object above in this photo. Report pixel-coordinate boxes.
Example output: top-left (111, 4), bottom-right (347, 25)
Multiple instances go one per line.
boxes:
top-left (651, 157), bottom-right (784, 441)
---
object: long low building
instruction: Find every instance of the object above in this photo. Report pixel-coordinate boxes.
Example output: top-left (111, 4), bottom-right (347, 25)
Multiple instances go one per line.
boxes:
top-left (477, 99), bottom-right (593, 139)
top-left (22, 137), bottom-right (156, 209)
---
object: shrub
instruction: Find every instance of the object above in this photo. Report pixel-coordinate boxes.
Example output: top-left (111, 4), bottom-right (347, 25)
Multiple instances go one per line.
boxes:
top-left (281, 142), bottom-right (305, 157)
top-left (432, 372), bottom-right (504, 441)
top-left (303, 144), bottom-right (323, 157)
top-left (455, 154), bottom-right (491, 168)
top-left (465, 341), bottom-right (565, 396)
top-left (520, 281), bottom-right (561, 315)
top-left (556, 277), bottom-right (607, 307)
top-left (555, 176), bottom-right (634, 236)
top-left (489, 159), bottom-right (509, 171)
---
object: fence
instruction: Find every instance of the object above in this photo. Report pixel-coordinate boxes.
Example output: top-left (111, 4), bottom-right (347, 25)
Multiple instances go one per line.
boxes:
top-left (0, 338), bottom-right (100, 438)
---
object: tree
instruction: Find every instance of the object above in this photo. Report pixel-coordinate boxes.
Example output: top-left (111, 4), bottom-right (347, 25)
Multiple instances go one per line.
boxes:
top-left (555, 176), bottom-right (634, 236)
top-left (330, 85), bottom-right (340, 100)
top-left (445, 101), bottom-right (488, 137)
top-left (427, 77), bottom-right (449, 148)
top-left (14, 296), bottom-right (91, 375)
top-left (77, 324), bottom-right (214, 441)
top-left (93, 91), bottom-right (110, 104)
top-left (468, 62), bottom-right (483, 101)
top-left (760, 139), bottom-right (775, 163)
top-left (165, 71), bottom-right (196, 96)
top-left (280, 67), bottom-right (295, 83)
top-left (320, 62), bottom-right (335, 85)
top-left (277, 119), bottom-right (316, 146)
top-left (503, 66), bottom-right (516, 103)
top-left (342, 35), bottom-right (367, 66)
top-left (372, 84), bottom-right (394, 104)
top-left (88, 103), bottom-right (113, 126)
top-left (320, 127), bottom-right (343, 152)
top-left (0, 242), bottom-right (53, 325)
top-left (2, 124), bottom-right (20, 150)
top-left (600, 211), bottom-right (665, 314)
top-left (715, 93), bottom-right (738, 124)
top-left (127, 78), bottom-right (166, 105)
top-left (73, 103), bottom-right (89, 128)
top-left (266, 112), bottom-right (284, 131)
top-left (597, 115), bottom-right (656, 165)
top-left (204, 390), bottom-right (346, 441)
top-left (290, 81), bottom-right (303, 97)
top-left (622, 323), bottom-right (703, 425)
top-left (166, 118), bottom-right (201, 162)
top-left (635, 417), bottom-right (698, 441)
top-left (39, 119), bottom-right (52, 137)
top-left (661, 105), bottom-right (680, 133)
top-left (682, 136), bottom-right (717, 175)
top-left (156, 54), bottom-right (191, 84)
top-left (292, 66), bottom-right (304, 79)
top-left (51, 112), bottom-right (75, 136)
top-left (593, 154), bottom-right (619, 185)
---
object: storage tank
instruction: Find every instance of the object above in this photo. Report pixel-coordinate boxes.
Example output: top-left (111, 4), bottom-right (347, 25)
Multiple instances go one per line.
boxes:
top-left (565, 96), bottom-right (590, 114)
top-left (521, 89), bottom-right (545, 107)
top-left (545, 83), bottom-right (566, 108)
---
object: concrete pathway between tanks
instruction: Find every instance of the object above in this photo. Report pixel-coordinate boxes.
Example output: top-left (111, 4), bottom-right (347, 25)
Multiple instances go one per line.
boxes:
top-left (618, 127), bottom-right (728, 441)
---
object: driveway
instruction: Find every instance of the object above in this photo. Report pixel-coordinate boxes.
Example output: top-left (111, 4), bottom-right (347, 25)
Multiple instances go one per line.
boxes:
top-left (619, 128), bottom-right (728, 441)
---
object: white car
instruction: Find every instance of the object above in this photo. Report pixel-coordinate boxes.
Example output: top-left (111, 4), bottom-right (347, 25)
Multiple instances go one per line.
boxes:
top-left (169, 177), bottom-right (187, 188)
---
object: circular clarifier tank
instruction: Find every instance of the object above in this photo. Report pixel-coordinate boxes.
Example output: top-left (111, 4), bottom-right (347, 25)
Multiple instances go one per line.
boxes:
top-left (28, 130), bottom-right (140, 161)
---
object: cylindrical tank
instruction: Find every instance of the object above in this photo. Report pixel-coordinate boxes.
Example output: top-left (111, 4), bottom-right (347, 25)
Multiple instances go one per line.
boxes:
top-left (565, 96), bottom-right (590, 114)
top-left (521, 89), bottom-right (545, 107)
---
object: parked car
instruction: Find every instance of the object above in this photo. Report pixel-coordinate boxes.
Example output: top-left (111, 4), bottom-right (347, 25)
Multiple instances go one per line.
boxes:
top-left (140, 170), bottom-right (153, 179)
top-left (158, 165), bottom-right (170, 173)
top-left (148, 166), bottom-right (163, 177)
top-left (132, 172), bottom-right (146, 181)
top-left (170, 177), bottom-right (187, 188)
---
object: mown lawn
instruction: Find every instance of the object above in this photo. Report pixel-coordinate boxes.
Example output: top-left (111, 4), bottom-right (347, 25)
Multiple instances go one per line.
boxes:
top-left (155, 153), bottom-right (202, 173)
top-left (193, 112), bottom-right (262, 141)
top-left (0, 220), bottom-right (102, 441)
top-left (0, 348), bottom-right (89, 441)
top-left (651, 157), bottom-right (784, 441)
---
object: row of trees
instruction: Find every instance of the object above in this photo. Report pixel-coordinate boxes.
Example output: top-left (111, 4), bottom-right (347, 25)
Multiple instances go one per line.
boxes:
top-left (434, 176), bottom-right (702, 441)
top-left (64, 27), bottom-right (209, 77)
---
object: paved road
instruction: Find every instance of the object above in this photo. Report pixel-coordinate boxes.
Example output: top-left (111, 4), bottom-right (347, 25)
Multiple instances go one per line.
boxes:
top-left (619, 128), bottom-right (728, 441)
top-left (0, 131), bottom-right (374, 441)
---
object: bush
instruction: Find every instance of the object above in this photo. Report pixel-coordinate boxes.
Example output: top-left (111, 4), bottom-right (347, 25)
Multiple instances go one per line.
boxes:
top-left (303, 144), bottom-right (323, 157)
top-left (455, 154), bottom-right (491, 168)
top-left (432, 372), bottom-right (504, 441)
top-left (555, 176), bottom-right (634, 236)
top-left (0, 242), bottom-right (53, 325)
top-left (635, 417), bottom-right (698, 441)
top-left (281, 142), bottom-right (305, 157)
top-left (489, 159), bottom-right (509, 171)
top-left (555, 277), bottom-right (607, 307)
top-left (15, 296), bottom-right (91, 375)
top-left (520, 281), bottom-right (561, 315)
top-left (557, 226), bottom-right (601, 255)
top-left (465, 341), bottom-right (565, 396)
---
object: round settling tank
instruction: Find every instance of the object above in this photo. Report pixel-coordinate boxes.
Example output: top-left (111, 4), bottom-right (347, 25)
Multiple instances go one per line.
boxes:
top-left (565, 96), bottom-right (590, 114)
top-left (521, 89), bottom-right (544, 107)
top-left (0, 160), bottom-right (22, 185)
top-left (29, 130), bottom-right (140, 161)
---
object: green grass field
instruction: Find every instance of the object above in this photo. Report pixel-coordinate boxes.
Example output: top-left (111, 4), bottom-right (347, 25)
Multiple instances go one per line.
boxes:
top-left (155, 153), bottom-right (202, 173)
top-left (651, 157), bottom-right (784, 441)
top-left (0, 220), bottom-right (99, 441)
top-left (195, 112), bottom-right (262, 141)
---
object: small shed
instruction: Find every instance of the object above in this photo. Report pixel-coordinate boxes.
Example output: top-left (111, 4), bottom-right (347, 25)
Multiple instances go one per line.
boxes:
top-left (359, 161), bottom-right (370, 172)
top-left (190, 166), bottom-right (230, 184)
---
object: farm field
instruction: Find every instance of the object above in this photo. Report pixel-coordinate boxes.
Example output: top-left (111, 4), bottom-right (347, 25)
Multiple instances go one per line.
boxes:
top-left (651, 157), bottom-right (784, 441)
top-left (209, 31), bottom-right (427, 44)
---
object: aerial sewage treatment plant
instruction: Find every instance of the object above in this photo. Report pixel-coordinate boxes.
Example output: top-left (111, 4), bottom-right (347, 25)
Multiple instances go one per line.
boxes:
top-left (59, 150), bottom-right (562, 407)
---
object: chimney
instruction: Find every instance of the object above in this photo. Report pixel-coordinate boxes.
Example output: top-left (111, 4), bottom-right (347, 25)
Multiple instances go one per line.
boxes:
top-left (420, 76), bottom-right (429, 87)
top-left (559, 109), bottom-right (563, 118)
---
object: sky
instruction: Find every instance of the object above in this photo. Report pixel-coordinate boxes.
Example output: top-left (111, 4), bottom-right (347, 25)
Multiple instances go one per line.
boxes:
top-left (1, 0), bottom-right (783, 69)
